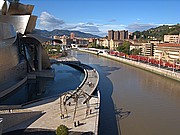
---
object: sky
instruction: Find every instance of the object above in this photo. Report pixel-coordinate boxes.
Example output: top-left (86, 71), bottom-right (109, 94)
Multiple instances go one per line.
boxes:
top-left (21, 0), bottom-right (180, 36)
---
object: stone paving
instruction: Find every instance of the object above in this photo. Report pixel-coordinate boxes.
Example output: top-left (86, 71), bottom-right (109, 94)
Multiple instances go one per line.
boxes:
top-left (3, 57), bottom-right (100, 134)
top-left (25, 95), bottom-right (99, 134)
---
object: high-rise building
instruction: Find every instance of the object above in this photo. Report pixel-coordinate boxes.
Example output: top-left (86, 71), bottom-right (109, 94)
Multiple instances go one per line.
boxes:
top-left (70, 32), bottom-right (75, 39)
top-left (108, 30), bottom-right (114, 40)
top-left (119, 30), bottom-right (128, 40)
top-left (114, 31), bottom-right (120, 40)
top-left (108, 30), bottom-right (128, 40)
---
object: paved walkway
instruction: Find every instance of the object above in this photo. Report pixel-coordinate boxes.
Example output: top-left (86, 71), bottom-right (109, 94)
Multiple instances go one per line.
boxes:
top-left (25, 95), bottom-right (99, 134)
top-left (2, 57), bottom-right (100, 135)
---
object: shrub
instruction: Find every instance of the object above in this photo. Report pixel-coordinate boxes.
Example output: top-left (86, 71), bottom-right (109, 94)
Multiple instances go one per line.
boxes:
top-left (56, 125), bottom-right (69, 135)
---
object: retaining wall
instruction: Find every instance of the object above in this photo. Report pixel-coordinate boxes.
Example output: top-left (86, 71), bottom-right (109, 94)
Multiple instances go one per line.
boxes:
top-left (79, 48), bottom-right (180, 82)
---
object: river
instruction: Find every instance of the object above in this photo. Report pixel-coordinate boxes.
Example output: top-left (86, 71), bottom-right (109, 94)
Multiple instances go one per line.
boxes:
top-left (71, 50), bottom-right (180, 135)
top-left (0, 63), bottom-right (84, 105)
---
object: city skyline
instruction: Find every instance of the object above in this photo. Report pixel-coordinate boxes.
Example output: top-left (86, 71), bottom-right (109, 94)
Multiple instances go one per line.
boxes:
top-left (21, 0), bottom-right (180, 36)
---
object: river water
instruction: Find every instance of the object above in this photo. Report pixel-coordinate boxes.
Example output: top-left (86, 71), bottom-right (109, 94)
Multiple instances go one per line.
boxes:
top-left (71, 50), bottom-right (180, 135)
top-left (0, 63), bottom-right (84, 105)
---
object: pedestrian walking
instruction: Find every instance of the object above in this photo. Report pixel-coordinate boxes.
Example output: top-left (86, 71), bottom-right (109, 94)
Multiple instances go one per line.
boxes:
top-left (60, 113), bottom-right (62, 119)
top-left (74, 121), bottom-right (76, 127)
top-left (77, 121), bottom-right (80, 126)
top-left (86, 109), bottom-right (88, 117)
top-left (90, 109), bottom-right (92, 114)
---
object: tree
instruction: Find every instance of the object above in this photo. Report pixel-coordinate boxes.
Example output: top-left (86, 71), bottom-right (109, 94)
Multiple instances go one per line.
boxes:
top-left (130, 48), bottom-right (141, 55)
top-left (117, 41), bottom-right (130, 54)
top-left (56, 125), bottom-right (69, 135)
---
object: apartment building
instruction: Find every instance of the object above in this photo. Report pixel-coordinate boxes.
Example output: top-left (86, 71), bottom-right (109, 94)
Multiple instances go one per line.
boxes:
top-left (119, 30), bottom-right (128, 40)
top-left (110, 39), bottom-right (123, 50)
top-left (70, 32), bottom-right (75, 39)
top-left (114, 31), bottom-right (120, 40)
top-left (96, 38), bottom-right (109, 48)
top-left (164, 34), bottom-right (180, 43)
top-left (108, 30), bottom-right (114, 40)
top-left (141, 43), bottom-right (154, 56)
top-left (108, 30), bottom-right (128, 40)
top-left (154, 43), bottom-right (180, 63)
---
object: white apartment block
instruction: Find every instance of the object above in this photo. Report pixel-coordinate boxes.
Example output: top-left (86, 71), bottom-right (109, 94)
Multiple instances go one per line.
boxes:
top-left (154, 43), bottom-right (180, 63)
top-left (164, 34), bottom-right (180, 43)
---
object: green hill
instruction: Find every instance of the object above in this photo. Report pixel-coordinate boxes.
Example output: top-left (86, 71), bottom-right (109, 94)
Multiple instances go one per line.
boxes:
top-left (33, 29), bottom-right (101, 38)
top-left (133, 24), bottom-right (180, 41)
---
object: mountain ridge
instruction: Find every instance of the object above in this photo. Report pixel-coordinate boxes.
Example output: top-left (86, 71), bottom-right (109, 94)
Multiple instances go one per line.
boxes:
top-left (33, 29), bottom-right (101, 38)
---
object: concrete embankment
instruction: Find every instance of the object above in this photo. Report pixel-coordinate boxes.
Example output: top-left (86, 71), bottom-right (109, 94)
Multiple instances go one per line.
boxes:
top-left (78, 48), bottom-right (180, 82)
top-left (1, 57), bottom-right (100, 135)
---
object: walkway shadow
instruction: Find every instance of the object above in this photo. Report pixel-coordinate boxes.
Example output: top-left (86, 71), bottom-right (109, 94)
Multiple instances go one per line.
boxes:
top-left (71, 51), bottom-right (124, 135)
top-left (91, 64), bottom-right (120, 135)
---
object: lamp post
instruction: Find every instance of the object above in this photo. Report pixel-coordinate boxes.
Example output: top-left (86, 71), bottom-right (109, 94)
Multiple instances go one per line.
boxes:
top-left (159, 55), bottom-right (161, 69)
top-left (173, 59), bottom-right (175, 73)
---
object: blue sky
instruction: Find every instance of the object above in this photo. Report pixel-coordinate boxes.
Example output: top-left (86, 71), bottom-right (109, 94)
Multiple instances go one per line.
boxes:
top-left (21, 0), bottom-right (180, 36)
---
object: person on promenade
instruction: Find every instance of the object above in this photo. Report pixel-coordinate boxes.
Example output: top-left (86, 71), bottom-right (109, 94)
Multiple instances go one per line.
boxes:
top-left (60, 113), bottom-right (63, 119)
top-left (77, 121), bottom-right (80, 126)
top-left (85, 109), bottom-right (88, 118)
top-left (90, 109), bottom-right (92, 114)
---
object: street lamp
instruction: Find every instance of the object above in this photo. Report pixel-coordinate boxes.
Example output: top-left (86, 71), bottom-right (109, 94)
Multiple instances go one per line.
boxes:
top-left (159, 55), bottom-right (161, 69)
top-left (173, 59), bottom-right (175, 73)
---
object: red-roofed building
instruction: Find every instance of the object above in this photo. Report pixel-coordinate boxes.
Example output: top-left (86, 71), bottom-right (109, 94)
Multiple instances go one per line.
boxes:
top-left (154, 43), bottom-right (180, 63)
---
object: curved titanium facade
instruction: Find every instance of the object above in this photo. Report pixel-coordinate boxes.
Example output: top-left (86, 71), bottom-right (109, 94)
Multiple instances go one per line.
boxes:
top-left (0, 1), bottom-right (50, 95)
top-left (0, 23), bottom-right (27, 90)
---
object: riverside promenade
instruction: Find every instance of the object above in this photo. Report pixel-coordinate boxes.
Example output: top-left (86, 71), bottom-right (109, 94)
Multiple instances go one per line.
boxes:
top-left (78, 48), bottom-right (180, 82)
top-left (0, 57), bottom-right (100, 135)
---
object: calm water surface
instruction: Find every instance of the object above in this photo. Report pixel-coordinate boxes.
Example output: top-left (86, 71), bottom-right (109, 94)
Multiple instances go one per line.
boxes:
top-left (0, 63), bottom-right (84, 105)
top-left (71, 50), bottom-right (180, 135)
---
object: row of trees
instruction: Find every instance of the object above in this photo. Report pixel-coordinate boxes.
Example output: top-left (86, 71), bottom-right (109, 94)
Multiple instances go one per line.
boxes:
top-left (88, 42), bottom-right (109, 49)
top-left (88, 41), bottom-right (140, 55)
top-left (116, 41), bottom-right (141, 55)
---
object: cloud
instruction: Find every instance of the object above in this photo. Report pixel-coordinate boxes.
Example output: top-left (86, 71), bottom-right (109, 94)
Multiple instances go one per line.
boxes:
top-left (136, 18), bottom-right (141, 21)
top-left (37, 12), bottom-right (126, 36)
top-left (63, 22), bottom-right (101, 33)
top-left (125, 23), bottom-right (158, 32)
top-left (39, 12), bottom-right (65, 30)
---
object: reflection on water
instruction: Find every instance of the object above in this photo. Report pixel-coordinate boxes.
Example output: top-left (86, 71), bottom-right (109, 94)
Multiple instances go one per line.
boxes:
top-left (71, 50), bottom-right (180, 135)
top-left (0, 63), bottom-right (84, 105)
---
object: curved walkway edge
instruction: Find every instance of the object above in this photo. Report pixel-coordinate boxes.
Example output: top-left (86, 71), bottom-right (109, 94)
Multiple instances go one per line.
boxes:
top-left (1, 57), bottom-right (100, 135)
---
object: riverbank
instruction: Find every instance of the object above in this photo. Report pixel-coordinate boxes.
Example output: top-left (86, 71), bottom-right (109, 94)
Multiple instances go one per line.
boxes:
top-left (78, 48), bottom-right (180, 82)
top-left (0, 57), bottom-right (100, 135)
